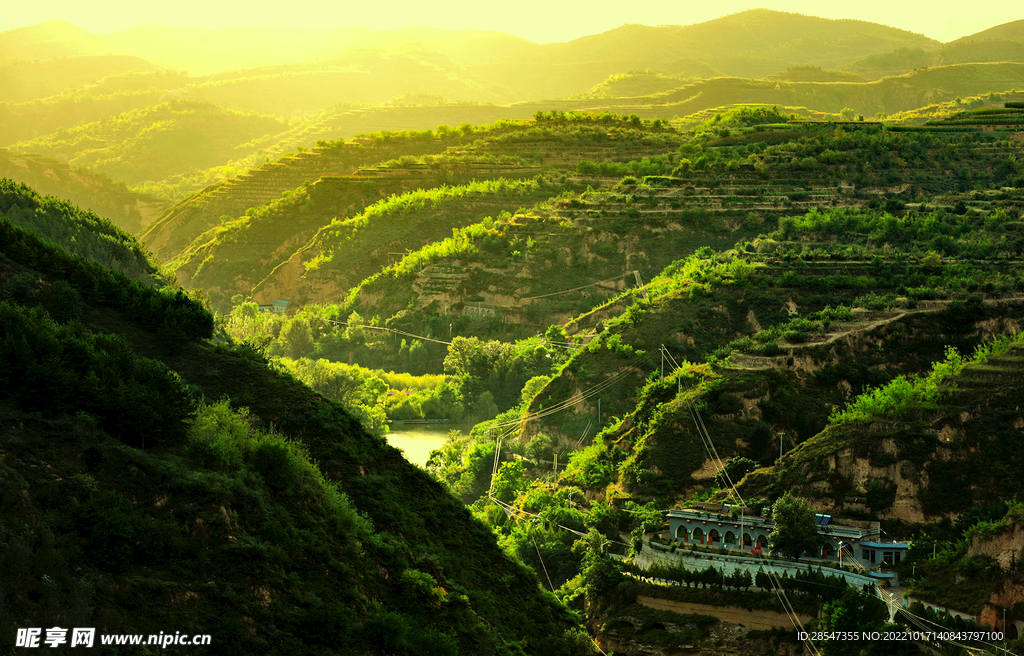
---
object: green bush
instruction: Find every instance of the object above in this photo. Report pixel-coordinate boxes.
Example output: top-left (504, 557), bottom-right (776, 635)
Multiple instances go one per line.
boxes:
top-left (0, 302), bottom-right (193, 446)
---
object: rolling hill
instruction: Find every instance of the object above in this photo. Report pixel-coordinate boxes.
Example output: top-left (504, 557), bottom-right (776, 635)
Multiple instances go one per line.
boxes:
top-left (0, 148), bottom-right (164, 233)
top-left (7, 100), bottom-right (290, 186)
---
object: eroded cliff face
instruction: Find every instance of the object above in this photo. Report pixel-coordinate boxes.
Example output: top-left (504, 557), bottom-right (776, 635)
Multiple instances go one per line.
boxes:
top-left (969, 524), bottom-right (1024, 571)
top-left (970, 523), bottom-right (1024, 633)
top-left (811, 438), bottom-right (933, 524)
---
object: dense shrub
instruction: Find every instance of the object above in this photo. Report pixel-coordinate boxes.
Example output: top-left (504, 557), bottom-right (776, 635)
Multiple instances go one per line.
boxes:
top-left (0, 302), bottom-right (193, 446)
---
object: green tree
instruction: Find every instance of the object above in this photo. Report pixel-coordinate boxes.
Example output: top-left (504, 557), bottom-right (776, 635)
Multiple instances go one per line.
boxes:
top-left (471, 390), bottom-right (499, 422)
top-left (819, 588), bottom-right (889, 656)
top-left (492, 460), bottom-right (527, 504)
top-left (278, 316), bottom-right (312, 359)
top-left (716, 456), bottom-right (757, 487)
top-left (544, 324), bottom-right (567, 344)
top-left (575, 528), bottom-right (622, 604)
top-left (345, 311), bottom-right (365, 343)
top-left (768, 492), bottom-right (821, 559)
top-left (520, 375), bottom-right (551, 406)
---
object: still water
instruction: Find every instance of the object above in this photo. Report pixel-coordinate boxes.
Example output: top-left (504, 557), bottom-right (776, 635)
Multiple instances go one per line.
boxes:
top-left (385, 422), bottom-right (465, 467)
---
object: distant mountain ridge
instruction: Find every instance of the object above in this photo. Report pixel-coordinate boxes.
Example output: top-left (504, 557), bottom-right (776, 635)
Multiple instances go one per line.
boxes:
top-left (2, 10), bottom-right (1023, 212)
top-left (1, 10), bottom-right (1005, 83)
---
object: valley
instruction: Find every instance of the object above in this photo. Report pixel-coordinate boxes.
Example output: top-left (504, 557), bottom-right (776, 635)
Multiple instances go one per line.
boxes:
top-left (3, 9), bottom-right (1024, 656)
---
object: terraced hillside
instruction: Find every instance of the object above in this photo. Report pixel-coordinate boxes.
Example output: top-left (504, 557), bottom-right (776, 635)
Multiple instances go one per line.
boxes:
top-left (252, 118), bottom-right (692, 308)
top-left (346, 105), bottom-right (1024, 332)
top-left (845, 39), bottom-right (1024, 79)
top-left (743, 332), bottom-right (1024, 522)
top-left (0, 149), bottom-right (164, 233)
top-left (520, 65), bottom-right (1024, 121)
top-left (8, 100), bottom-right (290, 186)
top-left (5, 13), bottom-right (1024, 222)
top-left (438, 105), bottom-right (1024, 507)
top-left (251, 176), bottom-right (560, 309)
top-left (172, 165), bottom-right (552, 308)
top-left (530, 280), bottom-right (1024, 500)
top-left (0, 54), bottom-right (161, 103)
top-left (141, 126), bottom-right (520, 260)
top-left (160, 116), bottom-right (691, 310)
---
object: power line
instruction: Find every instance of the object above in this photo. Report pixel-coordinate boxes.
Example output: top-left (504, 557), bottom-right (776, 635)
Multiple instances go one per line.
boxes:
top-left (520, 273), bottom-right (631, 300)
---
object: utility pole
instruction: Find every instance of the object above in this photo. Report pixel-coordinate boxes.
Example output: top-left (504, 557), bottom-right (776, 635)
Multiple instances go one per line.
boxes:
top-left (660, 344), bottom-right (665, 381)
top-left (740, 504), bottom-right (745, 553)
top-left (597, 398), bottom-right (601, 428)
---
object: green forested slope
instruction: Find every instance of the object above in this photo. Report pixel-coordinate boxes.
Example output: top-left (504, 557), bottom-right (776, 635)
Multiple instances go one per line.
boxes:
top-left (0, 179), bottom-right (158, 281)
top-left (0, 183), bottom-right (594, 655)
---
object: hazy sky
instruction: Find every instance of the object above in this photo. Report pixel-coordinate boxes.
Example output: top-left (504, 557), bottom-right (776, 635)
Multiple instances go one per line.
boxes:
top-left (1, 0), bottom-right (1020, 44)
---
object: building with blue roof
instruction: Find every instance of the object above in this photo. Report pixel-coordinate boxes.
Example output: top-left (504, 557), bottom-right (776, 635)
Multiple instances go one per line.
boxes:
top-left (667, 502), bottom-right (911, 583)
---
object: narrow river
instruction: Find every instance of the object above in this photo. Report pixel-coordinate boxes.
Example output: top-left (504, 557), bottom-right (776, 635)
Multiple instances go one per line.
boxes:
top-left (385, 422), bottom-right (469, 467)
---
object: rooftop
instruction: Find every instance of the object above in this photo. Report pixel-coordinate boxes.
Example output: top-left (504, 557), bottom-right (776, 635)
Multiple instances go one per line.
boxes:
top-left (667, 506), bottom-right (881, 541)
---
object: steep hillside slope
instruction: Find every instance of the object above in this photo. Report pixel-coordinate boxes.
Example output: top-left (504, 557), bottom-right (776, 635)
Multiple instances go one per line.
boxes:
top-left (742, 331), bottom-right (1024, 523)
top-left (0, 184), bottom-right (593, 655)
top-left (0, 179), bottom-right (158, 282)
